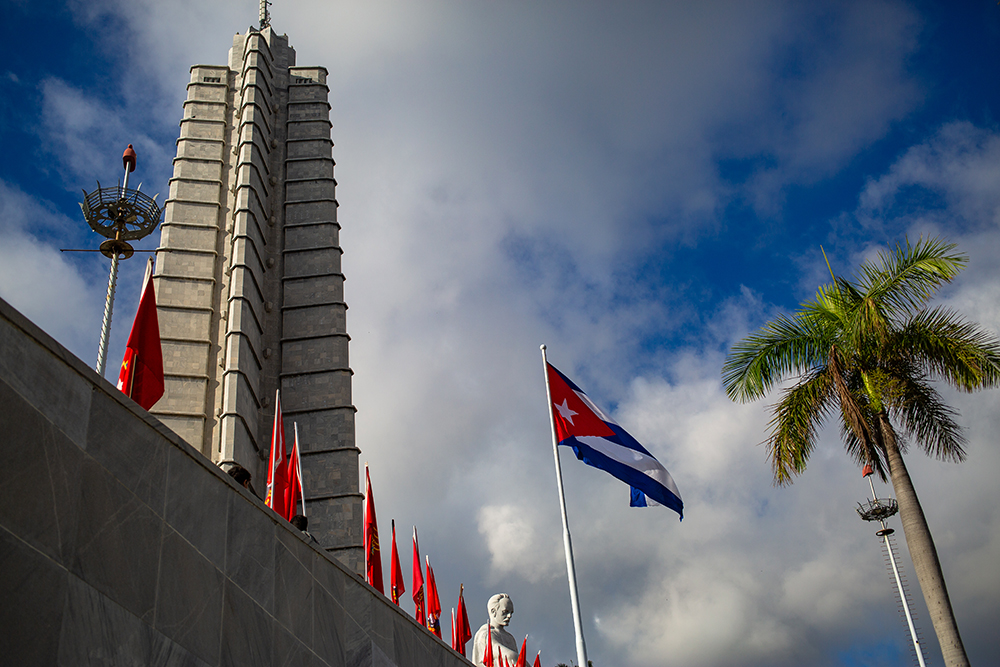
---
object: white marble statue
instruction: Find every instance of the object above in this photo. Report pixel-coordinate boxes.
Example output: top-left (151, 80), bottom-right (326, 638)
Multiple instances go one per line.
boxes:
top-left (472, 593), bottom-right (520, 665)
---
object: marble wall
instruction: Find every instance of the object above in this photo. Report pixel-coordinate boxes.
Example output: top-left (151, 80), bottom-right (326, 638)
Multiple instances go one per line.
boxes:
top-left (0, 296), bottom-right (471, 667)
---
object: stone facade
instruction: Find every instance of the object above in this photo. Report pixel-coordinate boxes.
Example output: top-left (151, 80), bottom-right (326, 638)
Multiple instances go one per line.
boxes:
top-left (152, 28), bottom-right (360, 570)
top-left (0, 296), bottom-right (473, 667)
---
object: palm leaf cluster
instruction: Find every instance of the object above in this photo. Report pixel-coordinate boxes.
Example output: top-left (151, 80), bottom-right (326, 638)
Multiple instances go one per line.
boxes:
top-left (722, 237), bottom-right (1000, 485)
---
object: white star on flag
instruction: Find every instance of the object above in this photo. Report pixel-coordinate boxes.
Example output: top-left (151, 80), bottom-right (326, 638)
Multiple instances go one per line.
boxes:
top-left (555, 398), bottom-right (578, 425)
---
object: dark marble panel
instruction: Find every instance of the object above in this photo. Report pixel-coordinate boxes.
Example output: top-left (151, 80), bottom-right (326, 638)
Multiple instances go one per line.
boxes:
top-left (372, 640), bottom-right (399, 667)
top-left (165, 446), bottom-right (230, 567)
top-left (312, 582), bottom-right (345, 665)
top-left (0, 378), bottom-right (84, 565)
top-left (311, 549), bottom-right (346, 603)
top-left (72, 457), bottom-right (163, 623)
top-left (220, 579), bottom-right (274, 667)
top-left (274, 621), bottom-right (321, 667)
top-left (369, 597), bottom-right (397, 659)
top-left (226, 493), bottom-right (276, 613)
top-left (277, 522), bottom-right (315, 571)
top-left (87, 387), bottom-right (169, 515)
top-left (392, 616), bottom-right (421, 667)
top-left (59, 574), bottom-right (211, 667)
top-left (274, 540), bottom-right (314, 647)
top-left (155, 528), bottom-right (224, 665)
top-left (0, 310), bottom-right (93, 448)
top-left (0, 525), bottom-right (68, 666)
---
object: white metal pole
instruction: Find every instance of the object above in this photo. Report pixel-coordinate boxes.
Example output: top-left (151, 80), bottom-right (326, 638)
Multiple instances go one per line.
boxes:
top-left (95, 251), bottom-right (120, 377)
top-left (541, 345), bottom-right (589, 667)
top-left (867, 476), bottom-right (926, 667)
top-left (295, 422), bottom-right (306, 517)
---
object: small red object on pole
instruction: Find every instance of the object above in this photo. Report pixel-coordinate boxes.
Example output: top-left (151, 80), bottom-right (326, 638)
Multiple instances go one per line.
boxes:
top-left (862, 463), bottom-right (874, 477)
top-left (123, 144), bottom-right (137, 172)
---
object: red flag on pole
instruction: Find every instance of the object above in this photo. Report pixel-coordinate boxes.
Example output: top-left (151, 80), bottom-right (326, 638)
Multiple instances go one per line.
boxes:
top-left (532, 652), bottom-right (541, 667)
top-left (412, 527), bottom-right (425, 626)
top-left (425, 555), bottom-right (442, 638)
top-left (515, 636), bottom-right (527, 667)
top-left (390, 520), bottom-right (404, 605)
top-left (283, 423), bottom-right (305, 521)
top-left (483, 625), bottom-right (495, 667)
top-left (265, 390), bottom-right (288, 517)
top-left (363, 465), bottom-right (384, 594)
top-left (455, 584), bottom-right (472, 656)
top-left (117, 258), bottom-right (163, 410)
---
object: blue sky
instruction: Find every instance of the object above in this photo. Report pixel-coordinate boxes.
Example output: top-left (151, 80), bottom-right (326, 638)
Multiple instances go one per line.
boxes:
top-left (2, 1), bottom-right (999, 666)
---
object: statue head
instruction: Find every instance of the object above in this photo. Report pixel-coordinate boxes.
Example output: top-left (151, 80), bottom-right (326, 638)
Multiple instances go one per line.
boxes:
top-left (487, 593), bottom-right (514, 628)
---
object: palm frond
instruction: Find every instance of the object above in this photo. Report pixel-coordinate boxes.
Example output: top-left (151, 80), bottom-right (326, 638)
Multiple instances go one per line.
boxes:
top-left (766, 368), bottom-right (834, 485)
top-left (722, 314), bottom-right (831, 402)
top-left (898, 306), bottom-right (1000, 391)
top-left (885, 371), bottom-right (968, 462)
top-left (857, 237), bottom-right (966, 317)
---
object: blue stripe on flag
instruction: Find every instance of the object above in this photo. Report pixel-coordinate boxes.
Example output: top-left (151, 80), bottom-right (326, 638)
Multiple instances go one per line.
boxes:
top-left (562, 436), bottom-right (684, 519)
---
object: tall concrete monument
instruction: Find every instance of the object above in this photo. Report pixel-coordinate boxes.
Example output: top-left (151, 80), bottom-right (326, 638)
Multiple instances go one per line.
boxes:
top-left (151, 25), bottom-right (361, 569)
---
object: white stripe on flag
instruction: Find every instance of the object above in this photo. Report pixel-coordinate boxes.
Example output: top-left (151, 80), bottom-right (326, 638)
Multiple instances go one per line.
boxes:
top-left (575, 435), bottom-right (682, 499)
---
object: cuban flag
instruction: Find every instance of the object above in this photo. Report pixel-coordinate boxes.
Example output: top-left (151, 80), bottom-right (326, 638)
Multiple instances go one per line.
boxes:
top-left (546, 363), bottom-right (683, 519)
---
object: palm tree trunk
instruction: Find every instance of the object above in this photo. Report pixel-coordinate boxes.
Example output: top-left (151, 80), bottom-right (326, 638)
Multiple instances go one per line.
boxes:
top-left (878, 411), bottom-right (969, 667)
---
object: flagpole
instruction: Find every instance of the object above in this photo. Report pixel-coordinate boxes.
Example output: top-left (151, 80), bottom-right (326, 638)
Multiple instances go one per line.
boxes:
top-left (540, 345), bottom-right (588, 667)
top-left (295, 422), bottom-right (306, 517)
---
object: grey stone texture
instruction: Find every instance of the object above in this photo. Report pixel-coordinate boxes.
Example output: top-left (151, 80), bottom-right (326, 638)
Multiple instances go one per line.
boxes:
top-left (151, 27), bottom-right (361, 567)
top-left (0, 296), bottom-right (473, 667)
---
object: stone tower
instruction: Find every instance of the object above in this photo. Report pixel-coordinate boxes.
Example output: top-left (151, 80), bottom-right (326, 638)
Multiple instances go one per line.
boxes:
top-left (151, 27), bottom-right (361, 570)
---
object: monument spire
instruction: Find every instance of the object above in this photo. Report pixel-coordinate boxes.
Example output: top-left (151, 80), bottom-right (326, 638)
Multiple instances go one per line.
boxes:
top-left (259, 0), bottom-right (271, 29)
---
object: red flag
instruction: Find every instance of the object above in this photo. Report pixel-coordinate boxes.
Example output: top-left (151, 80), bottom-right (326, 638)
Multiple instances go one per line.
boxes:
top-left (532, 651), bottom-right (541, 667)
top-left (117, 259), bottom-right (163, 410)
top-left (283, 423), bottom-right (305, 521)
top-left (515, 636), bottom-right (527, 667)
top-left (483, 625), bottom-right (495, 667)
top-left (455, 584), bottom-right (472, 656)
top-left (412, 527), bottom-right (425, 626)
top-left (363, 465), bottom-right (384, 594)
top-left (390, 520), bottom-right (404, 604)
top-left (425, 555), bottom-right (442, 638)
top-left (265, 390), bottom-right (288, 517)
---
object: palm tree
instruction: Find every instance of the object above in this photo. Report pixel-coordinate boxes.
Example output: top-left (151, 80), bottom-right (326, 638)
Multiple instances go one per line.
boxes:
top-left (721, 238), bottom-right (1000, 667)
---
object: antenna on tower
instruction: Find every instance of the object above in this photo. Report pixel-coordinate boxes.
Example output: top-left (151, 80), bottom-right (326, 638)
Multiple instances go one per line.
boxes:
top-left (259, 0), bottom-right (271, 29)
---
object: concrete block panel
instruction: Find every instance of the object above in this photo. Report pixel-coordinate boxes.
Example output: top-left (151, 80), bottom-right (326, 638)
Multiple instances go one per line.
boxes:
top-left (285, 200), bottom-right (338, 224)
top-left (290, 408), bottom-right (355, 452)
top-left (170, 179), bottom-right (223, 203)
top-left (228, 273), bottom-right (266, 328)
top-left (190, 65), bottom-right (229, 83)
top-left (239, 103), bottom-right (274, 138)
top-left (225, 331), bottom-right (264, 395)
top-left (283, 304), bottom-right (347, 338)
top-left (180, 119), bottom-right (227, 141)
top-left (285, 222), bottom-right (339, 251)
top-left (159, 247), bottom-right (218, 280)
top-left (154, 415), bottom-right (206, 453)
top-left (184, 101), bottom-right (228, 121)
top-left (288, 120), bottom-right (333, 141)
top-left (160, 339), bottom-right (211, 376)
top-left (308, 496), bottom-right (361, 548)
top-left (281, 335), bottom-right (349, 374)
top-left (288, 102), bottom-right (332, 122)
top-left (159, 375), bottom-right (209, 413)
top-left (163, 200), bottom-right (222, 227)
top-left (230, 237), bottom-right (267, 287)
top-left (159, 223), bottom-right (218, 253)
top-left (286, 158), bottom-right (335, 181)
top-left (287, 179), bottom-right (336, 203)
top-left (158, 306), bottom-right (213, 342)
top-left (301, 450), bottom-right (357, 496)
top-left (157, 276), bottom-right (215, 311)
top-left (177, 138), bottom-right (226, 161)
top-left (281, 369), bottom-right (352, 411)
top-left (285, 247), bottom-right (342, 277)
top-left (173, 159), bottom-right (224, 182)
top-left (186, 82), bottom-right (229, 103)
top-left (283, 275), bottom-right (344, 308)
top-left (286, 139), bottom-right (333, 159)
top-left (289, 67), bottom-right (328, 85)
